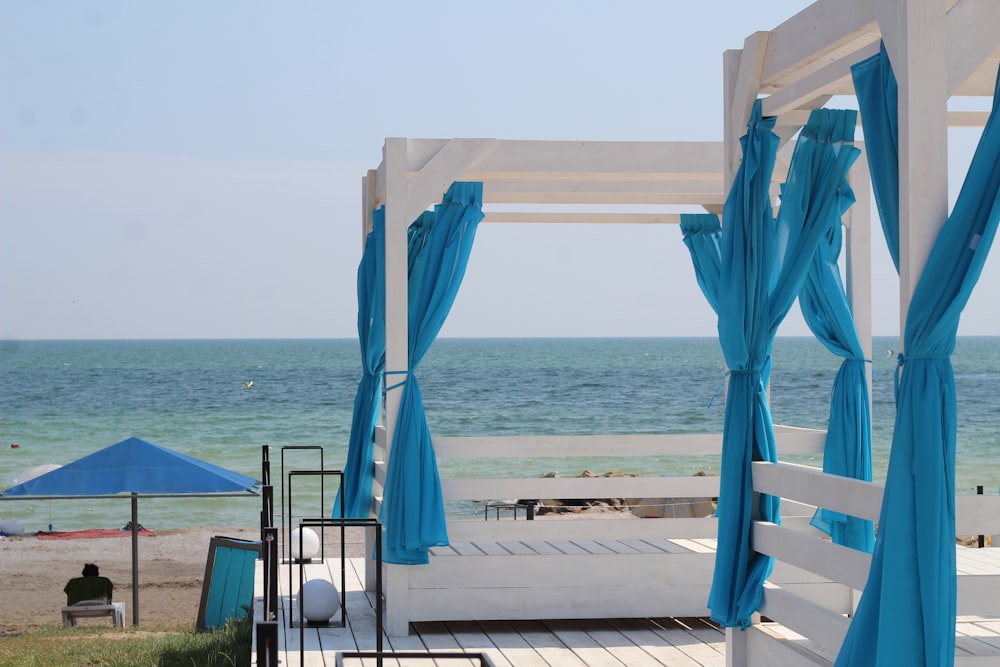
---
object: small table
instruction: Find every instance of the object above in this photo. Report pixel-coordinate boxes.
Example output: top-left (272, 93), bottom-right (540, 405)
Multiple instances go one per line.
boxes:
top-left (484, 502), bottom-right (534, 521)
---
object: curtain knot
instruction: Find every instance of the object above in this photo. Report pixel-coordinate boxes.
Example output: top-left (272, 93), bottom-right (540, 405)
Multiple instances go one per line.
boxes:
top-left (384, 369), bottom-right (410, 394)
top-left (707, 371), bottom-right (730, 409)
top-left (862, 358), bottom-right (878, 383)
top-left (892, 352), bottom-right (904, 402)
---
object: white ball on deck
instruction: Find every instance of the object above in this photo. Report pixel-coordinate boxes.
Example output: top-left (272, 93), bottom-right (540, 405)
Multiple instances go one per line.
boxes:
top-left (290, 527), bottom-right (320, 560)
top-left (299, 578), bottom-right (339, 622)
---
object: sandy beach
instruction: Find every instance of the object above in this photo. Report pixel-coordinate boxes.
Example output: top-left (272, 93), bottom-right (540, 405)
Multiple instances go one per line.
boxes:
top-left (0, 525), bottom-right (365, 634)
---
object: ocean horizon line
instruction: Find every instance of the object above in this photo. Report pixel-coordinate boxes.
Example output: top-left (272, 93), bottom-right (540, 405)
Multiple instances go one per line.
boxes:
top-left (5, 334), bottom-right (1000, 344)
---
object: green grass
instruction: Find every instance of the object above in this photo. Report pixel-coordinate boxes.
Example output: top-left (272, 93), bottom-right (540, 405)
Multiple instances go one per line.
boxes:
top-left (0, 612), bottom-right (252, 667)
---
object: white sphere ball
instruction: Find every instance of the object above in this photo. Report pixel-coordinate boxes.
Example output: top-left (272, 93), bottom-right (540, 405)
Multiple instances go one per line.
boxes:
top-left (300, 578), bottom-right (339, 622)
top-left (290, 527), bottom-right (320, 560)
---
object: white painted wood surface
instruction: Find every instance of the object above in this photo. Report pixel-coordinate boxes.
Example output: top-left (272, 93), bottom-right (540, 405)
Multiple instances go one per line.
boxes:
top-left (376, 432), bottom-right (832, 637)
top-left (253, 556), bottom-right (731, 666)
top-left (724, 0), bottom-right (997, 345)
top-left (744, 459), bottom-right (1000, 665)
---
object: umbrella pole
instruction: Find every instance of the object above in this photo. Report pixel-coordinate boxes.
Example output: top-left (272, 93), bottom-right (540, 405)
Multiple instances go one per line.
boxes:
top-left (131, 493), bottom-right (139, 626)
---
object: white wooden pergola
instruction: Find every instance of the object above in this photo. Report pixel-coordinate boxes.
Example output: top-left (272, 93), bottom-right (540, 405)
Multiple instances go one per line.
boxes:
top-left (353, 0), bottom-right (999, 656)
top-left (722, 0), bottom-right (1000, 332)
top-left (719, 1), bottom-right (1000, 664)
top-left (360, 131), bottom-right (871, 634)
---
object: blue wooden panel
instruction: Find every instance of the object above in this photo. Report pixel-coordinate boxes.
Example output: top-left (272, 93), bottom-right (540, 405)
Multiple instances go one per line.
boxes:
top-left (202, 538), bottom-right (260, 629)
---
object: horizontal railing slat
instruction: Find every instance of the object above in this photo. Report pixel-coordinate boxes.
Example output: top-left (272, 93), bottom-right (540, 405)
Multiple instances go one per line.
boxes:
top-left (759, 585), bottom-right (849, 659)
top-left (956, 495), bottom-right (1000, 535)
top-left (442, 475), bottom-right (720, 501)
top-left (753, 520), bottom-right (871, 590)
top-left (447, 516), bottom-right (718, 542)
top-left (432, 425), bottom-right (825, 458)
top-left (754, 461), bottom-right (1000, 535)
top-left (752, 460), bottom-right (883, 522)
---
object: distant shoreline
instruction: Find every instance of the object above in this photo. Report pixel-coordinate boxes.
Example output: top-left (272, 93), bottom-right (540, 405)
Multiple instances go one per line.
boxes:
top-left (0, 525), bottom-right (363, 634)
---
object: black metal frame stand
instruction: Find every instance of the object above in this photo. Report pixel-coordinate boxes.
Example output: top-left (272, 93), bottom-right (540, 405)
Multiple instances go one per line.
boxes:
top-left (279, 445), bottom-right (324, 563)
top-left (296, 517), bottom-right (384, 667)
top-left (287, 470), bottom-right (345, 620)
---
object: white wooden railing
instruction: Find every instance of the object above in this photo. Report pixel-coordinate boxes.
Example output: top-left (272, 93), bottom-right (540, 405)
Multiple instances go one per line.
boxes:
top-left (731, 461), bottom-right (1000, 666)
top-left (367, 425), bottom-right (828, 636)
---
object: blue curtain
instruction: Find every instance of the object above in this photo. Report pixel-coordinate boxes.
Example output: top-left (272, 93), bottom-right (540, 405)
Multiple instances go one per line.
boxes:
top-left (708, 103), bottom-right (860, 629)
top-left (680, 213), bottom-right (723, 312)
top-left (379, 182), bottom-right (485, 565)
top-left (335, 208), bottom-right (386, 519)
top-left (798, 166), bottom-right (876, 554)
top-left (836, 47), bottom-right (1000, 667)
top-left (852, 43), bottom-right (900, 271)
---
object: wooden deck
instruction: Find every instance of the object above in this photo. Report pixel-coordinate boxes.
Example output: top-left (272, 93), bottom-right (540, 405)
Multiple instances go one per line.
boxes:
top-left (253, 545), bottom-right (1000, 666)
top-left (253, 555), bottom-right (727, 667)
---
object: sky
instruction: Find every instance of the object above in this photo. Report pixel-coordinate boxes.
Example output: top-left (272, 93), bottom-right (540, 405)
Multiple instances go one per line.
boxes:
top-left (1, 1), bottom-right (997, 340)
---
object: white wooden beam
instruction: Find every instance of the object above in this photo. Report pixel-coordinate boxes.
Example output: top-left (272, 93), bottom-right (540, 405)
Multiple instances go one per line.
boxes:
top-left (761, 41), bottom-right (880, 117)
top-left (411, 140), bottom-right (722, 182)
top-left (946, 0), bottom-right (1000, 95)
top-left (481, 212), bottom-right (684, 225)
top-left (402, 138), bottom-right (497, 225)
top-left (779, 110), bottom-right (990, 129)
top-left (953, 57), bottom-right (1000, 96)
top-left (760, 0), bottom-right (879, 89)
top-left (730, 32), bottom-right (772, 133)
top-left (948, 111), bottom-right (992, 126)
top-left (482, 179), bottom-right (725, 206)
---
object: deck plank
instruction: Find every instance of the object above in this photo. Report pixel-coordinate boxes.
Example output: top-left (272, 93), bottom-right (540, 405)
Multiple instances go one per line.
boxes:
top-left (605, 618), bottom-right (704, 667)
top-left (446, 620), bottom-right (516, 667)
top-left (498, 540), bottom-right (537, 555)
top-left (509, 619), bottom-right (589, 666)
top-left (645, 618), bottom-right (725, 666)
top-left (413, 621), bottom-right (479, 665)
top-left (542, 619), bottom-right (628, 667)
top-left (258, 555), bottom-right (1000, 666)
top-left (476, 620), bottom-right (553, 667)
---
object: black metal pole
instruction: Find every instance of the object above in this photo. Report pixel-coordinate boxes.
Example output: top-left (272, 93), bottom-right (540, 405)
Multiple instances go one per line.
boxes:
top-left (978, 485), bottom-right (985, 548)
top-left (131, 493), bottom-right (139, 625)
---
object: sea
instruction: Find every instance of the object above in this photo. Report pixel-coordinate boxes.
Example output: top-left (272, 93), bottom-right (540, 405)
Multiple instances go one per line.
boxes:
top-left (2, 336), bottom-right (999, 533)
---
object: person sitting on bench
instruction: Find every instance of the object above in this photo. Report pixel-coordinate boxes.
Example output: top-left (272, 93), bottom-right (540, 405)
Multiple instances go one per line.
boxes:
top-left (64, 563), bottom-right (113, 605)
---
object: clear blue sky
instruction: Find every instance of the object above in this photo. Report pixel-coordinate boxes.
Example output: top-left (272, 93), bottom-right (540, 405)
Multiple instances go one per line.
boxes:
top-left (1, 1), bottom-right (996, 340)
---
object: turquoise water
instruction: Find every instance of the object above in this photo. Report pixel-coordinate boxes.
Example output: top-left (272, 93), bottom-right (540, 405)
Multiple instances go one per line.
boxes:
top-left (2, 337), bottom-right (999, 532)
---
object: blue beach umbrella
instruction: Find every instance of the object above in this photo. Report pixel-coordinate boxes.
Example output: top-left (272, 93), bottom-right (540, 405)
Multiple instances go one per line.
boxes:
top-left (708, 103), bottom-right (860, 629)
top-left (836, 46), bottom-right (1000, 667)
top-left (379, 182), bottom-right (484, 565)
top-left (335, 208), bottom-right (386, 519)
top-left (0, 436), bottom-right (260, 626)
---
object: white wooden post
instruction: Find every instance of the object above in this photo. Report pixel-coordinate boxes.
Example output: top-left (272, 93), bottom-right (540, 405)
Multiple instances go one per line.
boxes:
top-left (360, 169), bottom-right (379, 593)
top-left (876, 0), bottom-right (949, 344)
top-left (727, 627), bottom-right (750, 667)
top-left (381, 137), bottom-right (412, 636)
top-left (722, 48), bottom-right (743, 188)
top-left (845, 148), bottom-right (873, 406)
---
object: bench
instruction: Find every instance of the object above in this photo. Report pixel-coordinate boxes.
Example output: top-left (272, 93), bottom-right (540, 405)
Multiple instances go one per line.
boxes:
top-left (61, 599), bottom-right (125, 629)
top-left (371, 426), bottom-right (844, 636)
